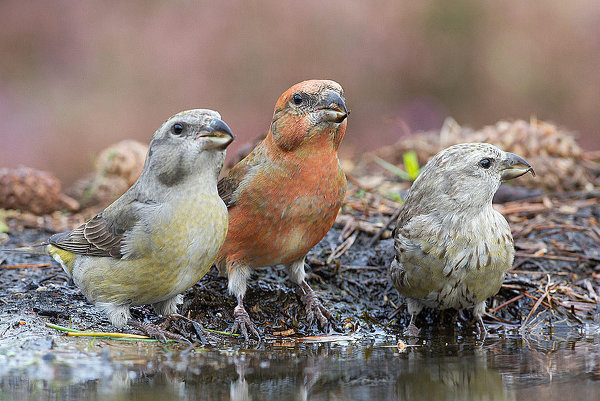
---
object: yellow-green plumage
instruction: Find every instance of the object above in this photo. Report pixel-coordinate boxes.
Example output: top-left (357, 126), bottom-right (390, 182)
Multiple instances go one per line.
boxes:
top-left (49, 196), bottom-right (227, 308)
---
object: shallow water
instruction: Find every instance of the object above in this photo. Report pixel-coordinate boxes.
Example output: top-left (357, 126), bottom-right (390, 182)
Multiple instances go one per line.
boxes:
top-left (2, 324), bottom-right (600, 401)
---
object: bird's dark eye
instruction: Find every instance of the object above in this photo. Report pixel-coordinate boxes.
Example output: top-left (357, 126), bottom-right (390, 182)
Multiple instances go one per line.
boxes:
top-left (479, 158), bottom-right (492, 169)
top-left (172, 123), bottom-right (184, 135)
top-left (292, 93), bottom-right (303, 105)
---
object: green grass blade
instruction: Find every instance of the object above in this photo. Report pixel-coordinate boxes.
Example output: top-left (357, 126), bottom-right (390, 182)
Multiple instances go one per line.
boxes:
top-left (371, 155), bottom-right (410, 181)
top-left (402, 151), bottom-right (421, 181)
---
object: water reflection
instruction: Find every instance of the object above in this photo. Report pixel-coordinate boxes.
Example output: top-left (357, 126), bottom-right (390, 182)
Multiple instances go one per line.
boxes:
top-left (394, 346), bottom-right (512, 401)
top-left (2, 330), bottom-right (600, 400)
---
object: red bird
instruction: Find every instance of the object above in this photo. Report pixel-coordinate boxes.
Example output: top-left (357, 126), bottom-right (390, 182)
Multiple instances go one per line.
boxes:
top-left (216, 80), bottom-right (348, 339)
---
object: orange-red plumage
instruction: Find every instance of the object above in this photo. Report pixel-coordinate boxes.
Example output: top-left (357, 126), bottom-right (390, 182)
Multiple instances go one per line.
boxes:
top-left (216, 80), bottom-right (348, 339)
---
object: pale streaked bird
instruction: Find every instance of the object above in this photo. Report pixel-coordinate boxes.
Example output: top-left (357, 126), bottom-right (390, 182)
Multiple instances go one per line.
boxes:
top-left (5, 109), bottom-right (234, 329)
top-left (389, 143), bottom-right (535, 335)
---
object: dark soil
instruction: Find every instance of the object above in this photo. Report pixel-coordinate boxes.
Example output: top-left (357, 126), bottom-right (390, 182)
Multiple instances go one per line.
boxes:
top-left (2, 187), bottom-right (599, 346)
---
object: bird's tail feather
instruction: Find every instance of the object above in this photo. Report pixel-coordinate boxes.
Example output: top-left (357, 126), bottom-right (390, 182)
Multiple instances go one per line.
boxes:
top-left (1, 244), bottom-right (48, 255)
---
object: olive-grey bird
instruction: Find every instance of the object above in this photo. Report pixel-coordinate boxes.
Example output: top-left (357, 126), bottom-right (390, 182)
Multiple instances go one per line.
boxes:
top-left (389, 143), bottom-right (534, 335)
top-left (7, 109), bottom-right (234, 328)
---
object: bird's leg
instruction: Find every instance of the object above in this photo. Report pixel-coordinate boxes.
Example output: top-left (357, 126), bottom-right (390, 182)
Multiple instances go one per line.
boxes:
top-left (122, 295), bottom-right (197, 343)
top-left (298, 280), bottom-right (333, 328)
top-left (287, 257), bottom-right (332, 328)
top-left (404, 299), bottom-right (422, 336)
top-left (228, 263), bottom-right (260, 340)
top-left (475, 316), bottom-right (488, 339)
top-left (100, 302), bottom-right (184, 342)
top-left (456, 309), bottom-right (468, 323)
top-left (152, 294), bottom-right (183, 316)
top-left (475, 316), bottom-right (487, 340)
top-left (232, 294), bottom-right (260, 341)
top-left (473, 302), bottom-right (488, 339)
top-left (405, 314), bottom-right (420, 337)
top-left (96, 302), bottom-right (131, 328)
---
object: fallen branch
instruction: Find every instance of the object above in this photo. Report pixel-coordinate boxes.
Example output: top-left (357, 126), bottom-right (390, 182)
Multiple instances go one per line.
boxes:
top-left (4, 263), bottom-right (51, 269)
top-left (489, 293), bottom-right (525, 314)
top-left (514, 252), bottom-right (581, 263)
top-left (368, 207), bottom-right (401, 246)
top-left (520, 289), bottom-right (550, 330)
top-left (335, 215), bottom-right (385, 236)
top-left (494, 202), bottom-right (548, 215)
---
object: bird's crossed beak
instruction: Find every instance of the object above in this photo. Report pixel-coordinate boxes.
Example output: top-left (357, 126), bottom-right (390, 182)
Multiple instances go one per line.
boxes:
top-left (195, 118), bottom-right (235, 150)
top-left (315, 90), bottom-right (348, 124)
top-left (501, 152), bottom-right (535, 181)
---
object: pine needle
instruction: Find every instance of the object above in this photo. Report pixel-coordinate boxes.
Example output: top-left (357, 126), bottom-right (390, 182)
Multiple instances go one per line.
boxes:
top-left (67, 332), bottom-right (150, 339)
top-left (371, 155), bottom-right (410, 180)
top-left (4, 263), bottom-right (52, 269)
top-left (46, 322), bottom-right (160, 341)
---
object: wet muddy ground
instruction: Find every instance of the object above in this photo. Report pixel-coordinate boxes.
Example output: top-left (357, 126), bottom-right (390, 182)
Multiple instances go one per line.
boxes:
top-left (5, 189), bottom-right (598, 342)
top-left (2, 184), bottom-right (600, 399)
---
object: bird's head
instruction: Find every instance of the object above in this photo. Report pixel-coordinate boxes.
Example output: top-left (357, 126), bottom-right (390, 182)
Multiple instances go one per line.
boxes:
top-left (410, 143), bottom-right (535, 211)
top-left (142, 109), bottom-right (234, 188)
top-left (269, 79), bottom-right (348, 153)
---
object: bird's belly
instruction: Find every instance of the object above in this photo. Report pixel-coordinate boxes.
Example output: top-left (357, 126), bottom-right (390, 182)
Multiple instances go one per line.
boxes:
top-left (241, 201), bottom-right (339, 266)
top-left (225, 173), bottom-right (345, 267)
top-left (73, 197), bottom-right (228, 306)
top-left (394, 236), bottom-right (513, 311)
top-left (274, 196), bottom-right (340, 257)
top-left (419, 269), bottom-right (506, 310)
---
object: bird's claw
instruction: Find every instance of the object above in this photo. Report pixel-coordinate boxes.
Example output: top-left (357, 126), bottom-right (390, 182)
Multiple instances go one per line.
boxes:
top-left (475, 317), bottom-right (488, 339)
top-left (168, 313), bottom-right (217, 345)
top-left (404, 315), bottom-right (420, 337)
top-left (232, 304), bottom-right (261, 341)
top-left (127, 319), bottom-right (190, 343)
top-left (456, 309), bottom-right (469, 323)
top-left (300, 287), bottom-right (333, 329)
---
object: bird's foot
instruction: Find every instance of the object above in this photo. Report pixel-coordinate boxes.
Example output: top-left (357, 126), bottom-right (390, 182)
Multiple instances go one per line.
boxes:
top-left (404, 315), bottom-right (420, 337)
top-left (127, 318), bottom-right (190, 343)
top-left (232, 304), bottom-right (261, 341)
top-left (165, 313), bottom-right (216, 345)
top-left (299, 283), bottom-right (333, 329)
top-left (456, 309), bottom-right (469, 323)
top-left (475, 316), bottom-right (488, 339)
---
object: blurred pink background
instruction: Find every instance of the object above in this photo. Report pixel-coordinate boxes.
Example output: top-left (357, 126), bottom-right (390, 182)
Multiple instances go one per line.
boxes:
top-left (1, 0), bottom-right (599, 185)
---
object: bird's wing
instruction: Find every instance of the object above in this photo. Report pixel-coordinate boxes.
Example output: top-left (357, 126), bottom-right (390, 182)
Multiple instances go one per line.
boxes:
top-left (218, 145), bottom-right (265, 208)
top-left (48, 197), bottom-right (143, 259)
top-left (391, 214), bottom-right (450, 297)
top-left (217, 174), bottom-right (244, 208)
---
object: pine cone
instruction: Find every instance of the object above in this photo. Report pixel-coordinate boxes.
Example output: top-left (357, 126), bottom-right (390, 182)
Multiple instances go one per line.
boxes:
top-left (95, 139), bottom-right (148, 186)
top-left (368, 118), bottom-right (592, 192)
top-left (0, 167), bottom-right (78, 214)
top-left (68, 140), bottom-right (148, 207)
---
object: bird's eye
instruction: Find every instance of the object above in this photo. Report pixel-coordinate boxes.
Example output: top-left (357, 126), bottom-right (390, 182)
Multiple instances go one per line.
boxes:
top-left (479, 158), bottom-right (492, 169)
top-left (292, 93), bottom-right (303, 105)
top-left (172, 123), bottom-right (184, 135)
